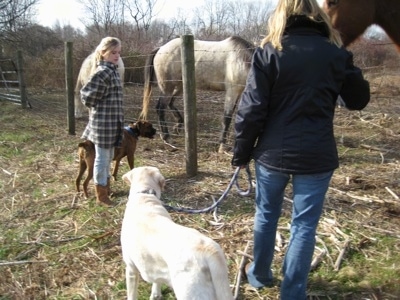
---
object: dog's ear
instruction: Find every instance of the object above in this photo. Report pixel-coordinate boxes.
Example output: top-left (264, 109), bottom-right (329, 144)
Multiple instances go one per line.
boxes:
top-left (156, 172), bottom-right (166, 191)
top-left (122, 170), bottom-right (133, 185)
top-left (78, 140), bottom-right (89, 148)
top-left (128, 122), bottom-right (137, 131)
top-left (135, 121), bottom-right (142, 131)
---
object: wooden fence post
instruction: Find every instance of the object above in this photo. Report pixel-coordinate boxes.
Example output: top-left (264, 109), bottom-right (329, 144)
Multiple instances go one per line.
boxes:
top-left (181, 35), bottom-right (198, 177)
top-left (65, 42), bottom-right (75, 135)
top-left (16, 50), bottom-right (27, 109)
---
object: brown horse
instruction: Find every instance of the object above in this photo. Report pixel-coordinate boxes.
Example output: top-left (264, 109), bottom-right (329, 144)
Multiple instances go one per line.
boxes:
top-left (323, 0), bottom-right (400, 51)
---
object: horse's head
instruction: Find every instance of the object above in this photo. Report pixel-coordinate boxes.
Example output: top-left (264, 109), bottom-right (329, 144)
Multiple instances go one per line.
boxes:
top-left (323, 0), bottom-right (376, 47)
top-left (324, 0), bottom-right (338, 9)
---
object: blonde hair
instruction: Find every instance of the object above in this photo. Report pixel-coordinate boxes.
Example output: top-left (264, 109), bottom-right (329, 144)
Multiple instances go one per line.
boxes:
top-left (89, 37), bottom-right (121, 76)
top-left (261, 0), bottom-right (342, 50)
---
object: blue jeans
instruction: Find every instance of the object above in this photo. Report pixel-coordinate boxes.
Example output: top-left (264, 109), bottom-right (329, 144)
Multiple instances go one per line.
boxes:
top-left (246, 162), bottom-right (333, 300)
top-left (94, 145), bottom-right (114, 186)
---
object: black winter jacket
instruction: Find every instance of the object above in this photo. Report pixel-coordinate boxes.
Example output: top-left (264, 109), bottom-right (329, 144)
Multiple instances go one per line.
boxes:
top-left (232, 16), bottom-right (370, 174)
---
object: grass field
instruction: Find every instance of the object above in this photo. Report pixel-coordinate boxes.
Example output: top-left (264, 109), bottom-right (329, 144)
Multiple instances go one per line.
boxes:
top-left (1, 74), bottom-right (400, 299)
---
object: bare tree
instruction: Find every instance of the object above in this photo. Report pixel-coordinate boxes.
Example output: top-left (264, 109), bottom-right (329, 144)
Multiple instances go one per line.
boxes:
top-left (125, 0), bottom-right (159, 38)
top-left (162, 8), bottom-right (192, 39)
top-left (190, 0), bottom-right (274, 42)
top-left (80, 0), bottom-right (158, 42)
top-left (226, 0), bottom-right (274, 44)
top-left (0, 0), bottom-right (38, 31)
top-left (81, 0), bottom-right (125, 35)
top-left (193, 0), bottom-right (231, 39)
top-left (0, 0), bottom-right (42, 58)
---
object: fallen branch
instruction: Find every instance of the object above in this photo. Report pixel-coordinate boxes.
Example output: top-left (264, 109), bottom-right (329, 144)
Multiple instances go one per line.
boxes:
top-left (358, 117), bottom-right (384, 129)
top-left (362, 224), bottom-right (400, 239)
top-left (21, 236), bottom-right (85, 245)
top-left (360, 144), bottom-right (396, 154)
top-left (276, 231), bottom-right (283, 249)
top-left (334, 239), bottom-right (351, 271)
top-left (90, 231), bottom-right (114, 241)
top-left (310, 247), bottom-right (327, 271)
top-left (12, 170), bottom-right (17, 188)
top-left (1, 168), bottom-right (12, 175)
top-left (329, 187), bottom-right (391, 204)
top-left (236, 250), bottom-right (253, 261)
top-left (71, 193), bottom-right (79, 208)
top-left (385, 186), bottom-right (399, 200)
top-left (316, 236), bottom-right (334, 268)
top-left (163, 139), bottom-right (180, 151)
top-left (234, 240), bottom-right (251, 300)
top-left (0, 260), bottom-right (48, 267)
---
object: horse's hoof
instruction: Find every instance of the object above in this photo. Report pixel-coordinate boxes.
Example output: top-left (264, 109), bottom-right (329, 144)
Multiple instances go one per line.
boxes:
top-left (160, 133), bottom-right (170, 141)
top-left (173, 124), bottom-right (183, 134)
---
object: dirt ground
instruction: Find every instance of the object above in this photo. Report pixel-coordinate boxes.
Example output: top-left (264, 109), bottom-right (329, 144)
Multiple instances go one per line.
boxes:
top-left (1, 69), bottom-right (400, 299)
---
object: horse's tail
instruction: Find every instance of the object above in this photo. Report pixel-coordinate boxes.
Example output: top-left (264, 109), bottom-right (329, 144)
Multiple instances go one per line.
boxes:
top-left (74, 77), bottom-right (83, 118)
top-left (140, 47), bottom-right (159, 120)
top-left (117, 57), bottom-right (125, 87)
top-left (74, 55), bottom-right (92, 118)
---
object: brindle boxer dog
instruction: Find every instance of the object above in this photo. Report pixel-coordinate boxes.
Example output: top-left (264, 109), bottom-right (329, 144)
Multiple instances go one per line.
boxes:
top-left (75, 121), bottom-right (156, 198)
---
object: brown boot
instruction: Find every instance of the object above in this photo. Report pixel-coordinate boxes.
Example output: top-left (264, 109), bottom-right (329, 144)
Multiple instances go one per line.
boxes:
top-left (107, 177), bottom-right (112, 195)
top-left (95, 185), bottom-right (114, 207)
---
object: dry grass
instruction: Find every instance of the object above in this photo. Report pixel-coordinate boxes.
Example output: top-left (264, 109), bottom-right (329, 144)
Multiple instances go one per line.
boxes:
top-left (1, 71), bottom-right (400, 299)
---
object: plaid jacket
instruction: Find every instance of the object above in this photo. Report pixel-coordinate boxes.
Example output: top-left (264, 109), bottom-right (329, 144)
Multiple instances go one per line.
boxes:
top-left (81, 61), bottom-right (124, 148)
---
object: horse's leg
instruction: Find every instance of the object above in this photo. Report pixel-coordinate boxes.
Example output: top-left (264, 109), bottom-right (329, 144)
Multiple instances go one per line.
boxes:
top-left (156, 95), bottom-right (170, 142)
top-left (219, 112), bottom-right (234, 153)
top-left (169, 97), bottom-right (184, 134)
top-left (218, 90), bottom-right (240, 153)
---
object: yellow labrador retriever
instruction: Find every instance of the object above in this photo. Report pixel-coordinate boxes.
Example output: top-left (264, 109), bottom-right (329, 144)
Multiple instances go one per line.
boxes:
top-left (121, 166), bottom-right (233, 300)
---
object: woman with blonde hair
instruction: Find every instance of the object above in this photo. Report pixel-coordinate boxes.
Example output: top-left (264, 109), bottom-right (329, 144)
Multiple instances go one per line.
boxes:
top-left (232, 0), bottom-right (370, 298)
top-left (80, 37), bottom-right (124, 207)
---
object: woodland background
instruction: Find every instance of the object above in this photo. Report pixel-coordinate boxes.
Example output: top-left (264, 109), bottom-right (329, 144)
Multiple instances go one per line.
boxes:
top-left (0, 0), bottom-right (395, 89)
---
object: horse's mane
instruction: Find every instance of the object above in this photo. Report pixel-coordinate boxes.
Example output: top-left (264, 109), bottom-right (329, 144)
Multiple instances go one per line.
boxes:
top-left (228, 36), bottom-right (255, 67)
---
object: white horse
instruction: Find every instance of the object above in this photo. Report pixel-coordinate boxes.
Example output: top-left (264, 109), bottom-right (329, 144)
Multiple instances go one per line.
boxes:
top-left (74, 54), bottom-right (125, 118)
top-left (140, 36), bottom-right (255, 153)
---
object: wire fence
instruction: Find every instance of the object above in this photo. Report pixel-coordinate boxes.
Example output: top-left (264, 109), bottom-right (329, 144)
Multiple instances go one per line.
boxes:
top-left (7, 39), bottom-right (400, 164)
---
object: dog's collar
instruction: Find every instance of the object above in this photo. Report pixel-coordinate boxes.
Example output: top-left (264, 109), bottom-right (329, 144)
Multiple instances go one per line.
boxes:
top-left (136, 189), bottom-right (157, 196)
top-left (125, 126), bottom-right (139, 139)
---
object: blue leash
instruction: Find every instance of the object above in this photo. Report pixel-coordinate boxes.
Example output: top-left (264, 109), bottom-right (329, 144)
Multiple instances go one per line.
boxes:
top-left (163, 166), bottom-right (252, 213)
